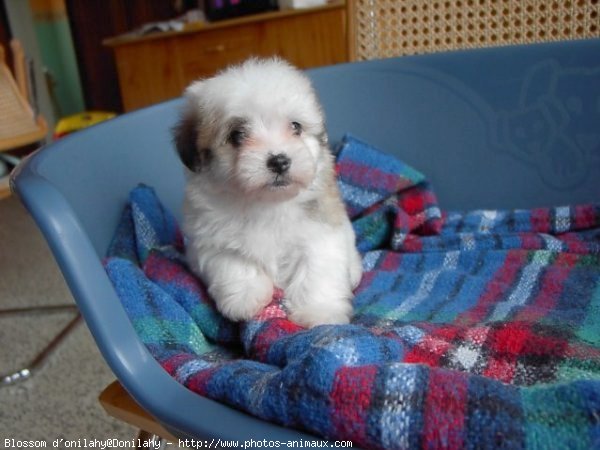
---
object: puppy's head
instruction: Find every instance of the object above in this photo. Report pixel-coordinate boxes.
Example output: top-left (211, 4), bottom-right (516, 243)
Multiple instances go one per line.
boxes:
top-left (173, 58), bottom-right (328, 201)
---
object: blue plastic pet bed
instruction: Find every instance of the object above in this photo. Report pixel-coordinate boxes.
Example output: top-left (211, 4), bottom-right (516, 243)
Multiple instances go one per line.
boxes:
top-left (12, 39), bottom-right (600, 449)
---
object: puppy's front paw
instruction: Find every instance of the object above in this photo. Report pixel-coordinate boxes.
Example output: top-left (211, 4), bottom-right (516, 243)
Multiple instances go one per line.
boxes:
top-left (288, 298), bottom-right (353, 328)
top-left (209, 270), bottom-right (274, 322)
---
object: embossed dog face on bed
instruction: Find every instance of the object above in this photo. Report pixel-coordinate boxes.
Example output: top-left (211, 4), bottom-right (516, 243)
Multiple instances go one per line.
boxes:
top-left (173, 58), bottom-right (328, 202)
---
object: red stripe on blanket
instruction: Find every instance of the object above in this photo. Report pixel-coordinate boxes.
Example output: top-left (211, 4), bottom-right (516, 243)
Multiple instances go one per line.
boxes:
top-left (145, 252), bottom-right (205, 293)
top-left (353, 271), bottom-right (376, 296)
top-left (331, 365), bottom-right (378, 446)
top-left (404, 335), bottom-right (452, 367)
top-left (402, 235), bottom-right (424, 253)
top-left (399, 189), bottom-right (425, 215)
top-left (422, 370), bottom-right (468, 450)
top-left (186, 366), bottom-right (220, 396)
top-left (562, 233), bottom-right (589, 254)
top-left (431, 324), bottom-right (462, 341)
top-left (337, 160), bottom-right (409, 193)
top-left (161, 353), bottom-right (196, 376)
top-left (483, 322), bottom-right (571, 382)
top-left (251, 320), bottom-right (303, 362)
top-left (489, 323), bottom-right (532, 355)
top-left (484, 357), bottom-right (515, 382)
top-left (574, 204), bottom-right (598, 230)
top-left (519, 232), bottom-right (542, 250)
top-left (483, 323), bottom-right (533, 382)
top-left (513, 252), bottom-right (578, 322)
top-left (248, 288), bottom-right (304, 361)
top-left (455, 251), bottom-right (528, 325)
top-left (380, 252), bottom-right (403, 271)
top-left (530, 208), bottom-right (551, 233)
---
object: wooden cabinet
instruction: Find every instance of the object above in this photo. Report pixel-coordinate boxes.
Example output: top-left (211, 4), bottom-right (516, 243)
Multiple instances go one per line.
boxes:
top-left (104, 1), bottom-right (347, 111)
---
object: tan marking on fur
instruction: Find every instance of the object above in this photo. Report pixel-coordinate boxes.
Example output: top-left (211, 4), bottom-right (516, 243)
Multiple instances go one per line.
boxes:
top-left (302, 151), bottom-right (346, 227)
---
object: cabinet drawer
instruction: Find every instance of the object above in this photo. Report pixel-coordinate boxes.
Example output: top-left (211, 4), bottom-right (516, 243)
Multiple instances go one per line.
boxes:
top-left (176, 25), bottom-right (260, 83)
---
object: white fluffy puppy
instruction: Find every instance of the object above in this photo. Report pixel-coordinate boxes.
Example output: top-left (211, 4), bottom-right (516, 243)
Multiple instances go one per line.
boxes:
top-left (173, 58), bottom-right (362, 328)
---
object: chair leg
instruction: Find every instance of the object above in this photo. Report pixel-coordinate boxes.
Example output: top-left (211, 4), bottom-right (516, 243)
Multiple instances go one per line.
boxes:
top-left (0, 306), bottom-right (81, 386)
top-left (136, 430), bottom-right (164, 449)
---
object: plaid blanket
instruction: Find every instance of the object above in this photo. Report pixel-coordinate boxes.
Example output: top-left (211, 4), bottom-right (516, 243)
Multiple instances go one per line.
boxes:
top-left (104, 135), bottom-right (600, 450)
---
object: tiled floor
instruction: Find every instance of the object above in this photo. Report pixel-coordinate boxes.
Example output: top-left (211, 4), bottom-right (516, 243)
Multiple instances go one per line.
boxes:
top-left (0, 195), bottom-right (135, 443)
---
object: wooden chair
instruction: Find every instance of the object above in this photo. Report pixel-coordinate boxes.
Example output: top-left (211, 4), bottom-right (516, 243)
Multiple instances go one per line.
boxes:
top-left (0, 39), bottom-right (47, 199)
top-left (99, 381), bottom-right (179, 445)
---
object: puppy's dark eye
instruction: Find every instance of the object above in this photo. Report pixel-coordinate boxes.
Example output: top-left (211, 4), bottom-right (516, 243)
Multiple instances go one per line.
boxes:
top-left (291, 121), bottom-right (303, 136)
top-left (228, 129), bottom-right (246, 147)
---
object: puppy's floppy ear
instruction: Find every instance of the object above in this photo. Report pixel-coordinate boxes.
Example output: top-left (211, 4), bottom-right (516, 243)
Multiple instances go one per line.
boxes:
top-left (173, 108), bottom-right (202, 172)
top-left (172, 82), bottom-right (212, 172)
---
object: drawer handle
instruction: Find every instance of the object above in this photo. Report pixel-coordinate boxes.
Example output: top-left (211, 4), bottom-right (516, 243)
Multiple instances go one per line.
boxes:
top-left (204, 44), bottom-right (227, 53)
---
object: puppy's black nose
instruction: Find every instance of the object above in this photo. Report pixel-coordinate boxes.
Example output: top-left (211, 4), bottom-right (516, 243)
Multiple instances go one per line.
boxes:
top-left (266, 153), bottom-right (291, 174)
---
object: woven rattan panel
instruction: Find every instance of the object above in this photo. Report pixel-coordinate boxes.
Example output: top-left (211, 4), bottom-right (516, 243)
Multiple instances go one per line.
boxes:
top-left (0, 71), bottom-right (38, 141)
top-left (352, 0), bottom-right (600, 60)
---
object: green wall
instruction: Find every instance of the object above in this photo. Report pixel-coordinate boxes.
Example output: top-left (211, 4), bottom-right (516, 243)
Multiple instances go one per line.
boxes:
top-left (33, 15), bottom-right (85, 116)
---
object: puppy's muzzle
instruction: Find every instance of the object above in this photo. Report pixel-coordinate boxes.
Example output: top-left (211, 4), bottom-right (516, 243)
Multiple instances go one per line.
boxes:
top-left (267, 153), bottom-right (291, 175)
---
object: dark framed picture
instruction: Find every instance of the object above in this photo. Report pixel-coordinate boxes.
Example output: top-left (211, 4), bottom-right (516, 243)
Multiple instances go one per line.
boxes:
top-left (204, 0), bottom-right (278, 21)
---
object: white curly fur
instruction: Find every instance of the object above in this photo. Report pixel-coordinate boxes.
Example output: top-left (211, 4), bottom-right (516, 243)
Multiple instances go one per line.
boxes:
top-left (174, 58), bottom-right (362, 328)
